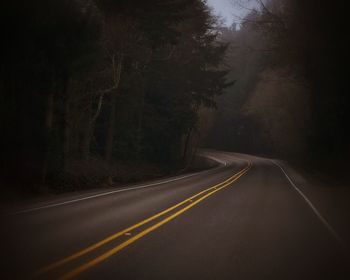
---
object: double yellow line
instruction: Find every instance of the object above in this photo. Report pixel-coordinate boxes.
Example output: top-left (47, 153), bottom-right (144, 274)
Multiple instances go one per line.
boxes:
top-left (36, 161), bottom-right (251, 279)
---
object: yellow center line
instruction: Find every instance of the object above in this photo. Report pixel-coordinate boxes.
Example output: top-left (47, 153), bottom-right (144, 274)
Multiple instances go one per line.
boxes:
top-left (59, 164), bottom-right (251, 280)
top-left (36, 161), bottom-right (251, 277)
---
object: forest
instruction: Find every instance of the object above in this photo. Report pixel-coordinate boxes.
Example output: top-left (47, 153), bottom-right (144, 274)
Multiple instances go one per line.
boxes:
top-left (1, 0), bottom-right (230, 193)
top-left (1, 0), bottom-right (348, 195)
top-left (1, 2), bottom-right (349, 278)
top-left (206, 0), bottom-right (348, 174)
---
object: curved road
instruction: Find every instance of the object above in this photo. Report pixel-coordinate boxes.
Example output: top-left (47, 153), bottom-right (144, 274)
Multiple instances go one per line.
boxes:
top-left (1, 151), bottom-right (349, 279)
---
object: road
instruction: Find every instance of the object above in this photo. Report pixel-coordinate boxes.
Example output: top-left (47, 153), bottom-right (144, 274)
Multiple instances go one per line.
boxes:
top-left (1, 151), bottom-right (349, 279)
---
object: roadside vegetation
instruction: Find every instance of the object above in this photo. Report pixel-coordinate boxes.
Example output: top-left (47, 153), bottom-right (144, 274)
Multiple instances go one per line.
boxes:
top-left (0, 0), bottom-right (230, 193)
top-left (1, 0), bottom-right (347, 196)
top-left (206, 0), bottom-right (348, 178)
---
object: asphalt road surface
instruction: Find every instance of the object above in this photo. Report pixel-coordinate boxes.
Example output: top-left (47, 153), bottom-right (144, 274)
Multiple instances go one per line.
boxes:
top-left (1, 151), bottom-right (349, 279)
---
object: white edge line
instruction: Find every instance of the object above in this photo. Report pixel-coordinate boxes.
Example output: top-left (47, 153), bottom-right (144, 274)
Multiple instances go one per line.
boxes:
top-left (8, 156), bottom-right (227, 215)
top-left (272, 160), bottom-right (344, 245)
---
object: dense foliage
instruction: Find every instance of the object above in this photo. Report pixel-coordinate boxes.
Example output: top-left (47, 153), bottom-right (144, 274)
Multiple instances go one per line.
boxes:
top-left (206, 0), bottom-right (348, 166)
top-left (0, 0), bottom-right (229, 191)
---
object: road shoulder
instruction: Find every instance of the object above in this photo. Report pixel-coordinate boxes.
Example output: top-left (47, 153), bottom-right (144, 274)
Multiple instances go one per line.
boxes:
top-left (276, 160), bottom-right (350, 248)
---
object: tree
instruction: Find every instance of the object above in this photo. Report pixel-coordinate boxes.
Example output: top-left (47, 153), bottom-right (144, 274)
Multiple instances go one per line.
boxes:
top-left (0, 0), bottom-right (231, 191)
top-left (0, 0), bottom-right (101, 188)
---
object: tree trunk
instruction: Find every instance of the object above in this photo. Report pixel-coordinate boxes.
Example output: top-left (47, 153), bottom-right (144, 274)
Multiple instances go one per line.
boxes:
top-left (183, 126), bottom-right (193, 161)
top-left (105, 53), bottom-right (123, 166)
top-left (42, 92), bottom-right (54, 185)
top-left (105, 91), bottom-right (117, 165)
top-left (63, 89), bottom-right (71, 172)
top-left (136, 91), bottom-right (145, 156)
top-left (82, 93), bottom-right (104, 160)
top-left (81, 105), bottom-right (92, 160)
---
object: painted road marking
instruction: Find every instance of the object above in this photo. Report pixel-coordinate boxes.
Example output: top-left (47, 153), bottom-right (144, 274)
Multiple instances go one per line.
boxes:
top-left (36, 162), bottom-right (251, 279)
top-left (272, 160), bottom-right (343, 244)
top-left (10, 157), bottom-right (228, 215)
top-left (59, 165), bottom-right (251, 280)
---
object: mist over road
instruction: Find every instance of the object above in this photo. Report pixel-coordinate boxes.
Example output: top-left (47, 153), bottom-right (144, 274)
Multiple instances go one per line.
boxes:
top-left (2, 151), bottom-right (349, 279)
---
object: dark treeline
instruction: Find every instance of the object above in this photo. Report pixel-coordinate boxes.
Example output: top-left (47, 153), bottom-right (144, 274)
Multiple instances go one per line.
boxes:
top-left (0, 0), bottom-right (229, 192)
top-left (206, 0), bottom-right (348, 169)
